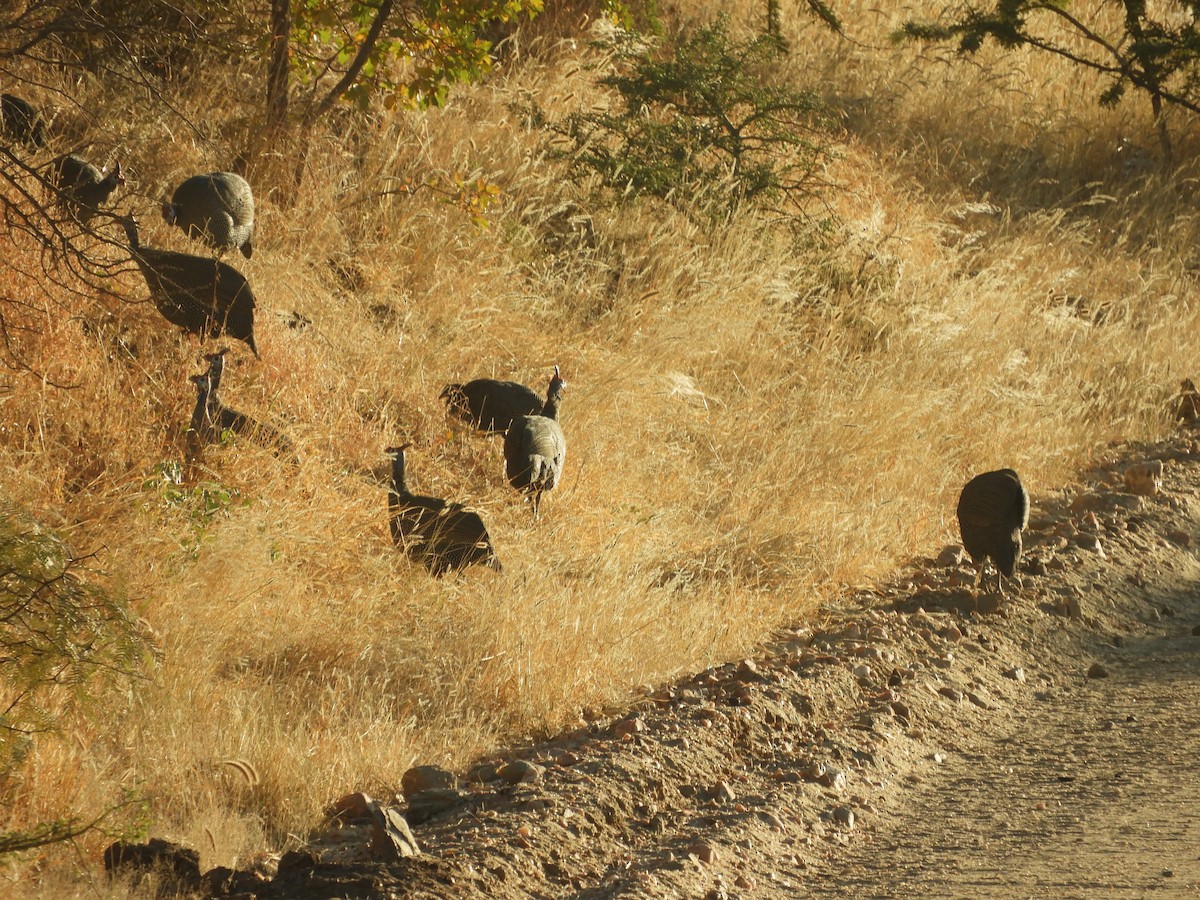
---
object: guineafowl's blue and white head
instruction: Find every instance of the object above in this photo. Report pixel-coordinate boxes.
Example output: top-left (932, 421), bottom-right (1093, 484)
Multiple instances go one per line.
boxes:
top-left (548, 365), bottom-right (566, 400)
top-left (105, 161), bottom-right (125, 189)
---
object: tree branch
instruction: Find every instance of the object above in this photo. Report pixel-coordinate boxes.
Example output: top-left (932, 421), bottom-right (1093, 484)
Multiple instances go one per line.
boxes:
top-left (304, 0), bottom-right (396, 127)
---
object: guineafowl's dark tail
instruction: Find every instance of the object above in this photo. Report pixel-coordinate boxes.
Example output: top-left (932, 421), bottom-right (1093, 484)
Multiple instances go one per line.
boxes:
top-left (528, 456), bottom-right (555, 490)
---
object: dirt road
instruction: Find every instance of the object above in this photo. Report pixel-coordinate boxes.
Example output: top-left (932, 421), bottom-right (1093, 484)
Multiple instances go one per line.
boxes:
top-left (807, 578), bottom-right (1200, 898)
top-left (206, 435), bottom-right (1200, 899)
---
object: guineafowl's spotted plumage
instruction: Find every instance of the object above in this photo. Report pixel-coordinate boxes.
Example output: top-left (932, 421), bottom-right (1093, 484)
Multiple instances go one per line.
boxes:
top-left (386, 444), bottom-right (502, 576)
top-left (1, 94), bottom-right (45, 147)
top-left (163, 172), bottom-right (255, 258)
top-left (186, 349), bottom-right (296, 461)
top-left (504, 366), bottom-right (566, 518)
top-left (51, 154), bottom-right (124, 221)
top-left (956, 468), bottom-right (1029, 595)
top-left (119, 216), bottom-right (259, 356)
top-left (441, 378), bottom-right (544, 435)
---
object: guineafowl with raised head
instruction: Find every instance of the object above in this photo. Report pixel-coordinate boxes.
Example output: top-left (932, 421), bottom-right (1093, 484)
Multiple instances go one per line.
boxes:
top-left (163, 172), bottom-right (255, 258)
top-left (186, 350), bottom-right (247, 457)
top-left (386, 444), bottom-right (502, 576)
top-left (504, 366), bottom-right (566, 518)
top-left (203, 347), bottom-right (230, 393)
top-left (185, 368), bottom-right (219, 462)
top-left (117, 215), bottom-right (259, 356)
top-left (441, 377), bottom-right (544, 435)
top-left (186, 348), bottom-right (296, 461)
top-left (51, 154), bottom-right (124, 222)
top-left (956, 468), bottom-right (1029, 596)
top-left (1, 94), bottom-right (45, 147)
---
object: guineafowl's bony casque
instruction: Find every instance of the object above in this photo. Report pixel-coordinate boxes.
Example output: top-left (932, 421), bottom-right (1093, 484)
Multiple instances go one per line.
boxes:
top-left (118, 215), bottom-right (259, 356)
top-left (50, 154), bottom-right (124, 222)
top-left (163, 172), bottom-right (255, 259)
top-left (386, 444), bottom-right (502, 576)
top-left (956, 468), bottom-right (1029, 595)
top-left (504, 366), bottom-right (567, 518)
top-left (441, 377), bottom-right (544, 435)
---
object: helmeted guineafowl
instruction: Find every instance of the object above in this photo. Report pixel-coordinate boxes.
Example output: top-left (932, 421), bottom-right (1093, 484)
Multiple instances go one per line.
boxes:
top-left (1, 94), bottom-right (45, 147)
top-left (503, 366), bottom-right (566, 518)
top-left (162, 172), bottom-right (255, 258)
top-left (118, 215), bottom-right (259, 356)
top-left (956, 468), bottom-right (1029, 595)
top-left (186, 349), bottom-right (249, 458)
top-left (50, 154), bottom-right (124, 222)
top-left (185, 367), bottom-right (218, 462)
top-left (1175, 378), bottom-right (1200, 424)
top-left (186, 348), bottom-right (295, 461)
top-left (385, 444), bottom-right (502, 576)
top-left (441, 378), bottom-right (544, 435)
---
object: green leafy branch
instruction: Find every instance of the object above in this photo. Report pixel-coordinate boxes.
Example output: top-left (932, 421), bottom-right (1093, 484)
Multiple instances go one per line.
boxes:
top-left (288, 0), bottom-right (544, 118)
top-left (898, 1), bottom-right (1200, 160)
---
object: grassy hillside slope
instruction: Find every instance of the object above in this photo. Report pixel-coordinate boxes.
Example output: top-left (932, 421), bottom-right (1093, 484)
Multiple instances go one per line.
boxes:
top-left (4, 0), bottom-right (1200, 888)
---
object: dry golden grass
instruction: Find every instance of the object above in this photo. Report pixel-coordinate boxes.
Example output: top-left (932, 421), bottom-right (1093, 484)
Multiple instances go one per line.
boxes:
top-left (5, 0), bottom-right (1200, 890)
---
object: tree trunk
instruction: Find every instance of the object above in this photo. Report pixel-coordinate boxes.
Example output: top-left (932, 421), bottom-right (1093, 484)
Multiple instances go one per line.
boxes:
top-left (267, 0), bottom-right (291, 132)
top-left (1151, 92), bottom-right (1173, 165)
top-left (1122, 0), bottom-right (1172, 165)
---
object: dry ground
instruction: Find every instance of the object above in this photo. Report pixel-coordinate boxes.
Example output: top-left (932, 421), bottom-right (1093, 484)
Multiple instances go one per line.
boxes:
top-left (135, 428), bottom-right (1200, 899)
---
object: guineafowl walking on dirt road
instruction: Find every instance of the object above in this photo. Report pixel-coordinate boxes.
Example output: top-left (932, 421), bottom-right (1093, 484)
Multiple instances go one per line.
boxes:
top-left (441, 377), bottom-right (544, 435)
top-left (386, 444), bottom-right (502, 576)
top-left (163, 172), bottom-right (255, 258)
top-left (51, 154), bottom-right (124, 221)
top-left (504, 366), bottom-right (566, 518)
top-left (956, 468), bottom-right (1029, 595)
top-left (118, 215), bottom-right (259, 356)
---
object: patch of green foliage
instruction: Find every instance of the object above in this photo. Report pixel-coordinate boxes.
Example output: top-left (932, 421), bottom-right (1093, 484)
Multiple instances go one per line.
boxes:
top-left (546, 16), bottom-right (837, 218)
top-left (291, 0), bottom-right (545, 109)
top-left (142, 461), bottom-right (246, 560)
top-left (0, 500), bottom-right (151, 854)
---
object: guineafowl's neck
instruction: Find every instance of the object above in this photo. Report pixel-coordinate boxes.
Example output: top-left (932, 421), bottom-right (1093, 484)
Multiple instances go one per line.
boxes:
top-left (390, 454), bottom-right (411, 498)
top-left (207, 355), bottom-right (225, 393)
top-left (120, 220), bottom-right (140, 251)
top-left (541, 395), bottom-right (562, 419)
top-left (188, 377), bottom-right (211, 428)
